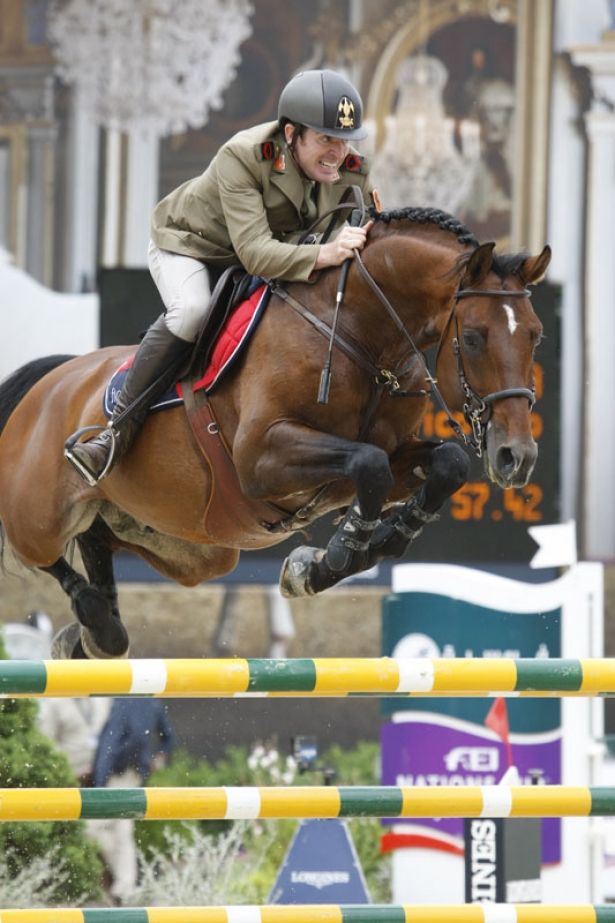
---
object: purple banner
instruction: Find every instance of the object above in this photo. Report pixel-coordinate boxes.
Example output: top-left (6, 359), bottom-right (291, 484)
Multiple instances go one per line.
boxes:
top-left (381, 717), bottom-right (561, 864)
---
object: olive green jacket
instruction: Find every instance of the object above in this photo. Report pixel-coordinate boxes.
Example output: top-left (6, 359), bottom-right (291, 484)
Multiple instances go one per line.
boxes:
top-left (151, 121), bottom-right (375, 282)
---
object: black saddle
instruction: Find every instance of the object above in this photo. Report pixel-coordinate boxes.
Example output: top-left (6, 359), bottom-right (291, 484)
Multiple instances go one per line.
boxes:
top-left (187, 265), bottom-right (256, 378)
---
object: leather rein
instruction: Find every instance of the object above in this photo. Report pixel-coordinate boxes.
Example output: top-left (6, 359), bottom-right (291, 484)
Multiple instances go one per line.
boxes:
top-left (271, 239), bottom-right (535, 460)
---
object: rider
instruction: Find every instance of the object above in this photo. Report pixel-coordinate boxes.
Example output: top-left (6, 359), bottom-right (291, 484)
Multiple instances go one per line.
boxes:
top-left (65, 68), bottom-right (378, 486)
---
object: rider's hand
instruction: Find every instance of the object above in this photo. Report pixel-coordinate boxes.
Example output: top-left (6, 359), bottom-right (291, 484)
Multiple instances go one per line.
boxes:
top-left (314, 220), bottom-right (374, 269)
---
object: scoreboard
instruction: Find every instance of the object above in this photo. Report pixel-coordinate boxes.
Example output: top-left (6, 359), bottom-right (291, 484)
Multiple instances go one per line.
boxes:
top-left (398, 279), bottom-right (561, 564)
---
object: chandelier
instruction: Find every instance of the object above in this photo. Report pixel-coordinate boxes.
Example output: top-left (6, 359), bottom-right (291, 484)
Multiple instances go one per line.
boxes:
top-left (370, 54), bottom-right (481, 214)
top-left (47, 0), bottom-right (254, 136)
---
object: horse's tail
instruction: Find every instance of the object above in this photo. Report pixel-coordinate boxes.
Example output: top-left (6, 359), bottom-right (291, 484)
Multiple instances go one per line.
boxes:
top-left (0, 355), bottom-right (76, 435)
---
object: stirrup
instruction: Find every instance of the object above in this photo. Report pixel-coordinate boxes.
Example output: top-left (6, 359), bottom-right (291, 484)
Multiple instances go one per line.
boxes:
top-left (63, 424), bottom-right (118, 487)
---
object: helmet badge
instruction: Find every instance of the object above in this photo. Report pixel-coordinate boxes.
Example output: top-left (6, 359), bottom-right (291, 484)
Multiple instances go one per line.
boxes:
top-left (336, 96), bottom-right (355, 131)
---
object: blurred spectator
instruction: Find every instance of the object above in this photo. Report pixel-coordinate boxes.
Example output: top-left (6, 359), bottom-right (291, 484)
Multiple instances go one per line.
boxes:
top-left (3, 610), bottom-right (54, 661)
top-left (90, 698), bottom-right (174, 906)
top-left (38, 696), bottom-right (111, 786)
top-left (15, 612), bottom-right (110, 786)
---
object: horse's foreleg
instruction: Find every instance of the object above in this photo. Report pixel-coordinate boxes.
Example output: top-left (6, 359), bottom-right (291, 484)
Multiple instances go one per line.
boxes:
top-left (279, 441), bottom-right (393, 598)
top-left (367, 441), bottom-right (470, 563)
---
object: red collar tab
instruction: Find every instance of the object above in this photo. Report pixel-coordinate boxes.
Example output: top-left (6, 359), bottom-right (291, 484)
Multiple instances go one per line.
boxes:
top-left (260, 141), bottom-right (286, 172)
top-left (342, 153), bottom-right (364, 173)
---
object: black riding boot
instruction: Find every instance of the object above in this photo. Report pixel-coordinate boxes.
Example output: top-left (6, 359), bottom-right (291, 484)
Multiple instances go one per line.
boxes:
top-left (64, 315), bottom-right (191, 486)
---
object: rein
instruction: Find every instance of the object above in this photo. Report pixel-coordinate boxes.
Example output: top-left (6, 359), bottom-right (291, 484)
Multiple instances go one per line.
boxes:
top-left (271, 284), bottom-right (425, 400)
top-left (297, 185), bottom-right (367, 247)
top-left (276, 185), bottom-right (536, 464)
top-left (273, 251), bottom-right (536, 460)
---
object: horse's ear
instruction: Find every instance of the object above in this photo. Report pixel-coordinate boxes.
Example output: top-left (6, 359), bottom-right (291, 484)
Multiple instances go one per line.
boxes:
top-left (519, 245), bottom-right (552, 286)
top-left (460, 242), bottom-right (496, 289)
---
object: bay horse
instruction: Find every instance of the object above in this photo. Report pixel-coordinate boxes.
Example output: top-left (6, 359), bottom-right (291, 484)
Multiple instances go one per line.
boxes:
top-left (0, 206), bottom-right (550, 659)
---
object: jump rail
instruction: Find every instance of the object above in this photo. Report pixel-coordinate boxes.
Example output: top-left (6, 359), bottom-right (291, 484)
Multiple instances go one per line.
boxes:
top-left (2, 655), bottom-right (612, 917)
top-left (2, 785), bottom-right (615, 822)
top-left (0, 905), bottom-right (614, 922)
top-left (1, 656), bottom-right (615, 697)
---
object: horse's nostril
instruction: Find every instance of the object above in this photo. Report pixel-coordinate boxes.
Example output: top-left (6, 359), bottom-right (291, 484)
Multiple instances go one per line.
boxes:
top-left (496, 446), bottom-right (517, 475)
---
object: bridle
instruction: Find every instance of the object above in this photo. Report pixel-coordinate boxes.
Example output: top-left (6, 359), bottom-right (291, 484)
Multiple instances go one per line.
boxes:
top-left (264, 236), bottom-right (538, 533)
top-left (348, 248), bottom-right (537, 457)
top-left (273, 254), bottom-right (536, 460)
top-left (271, 187), bottom-right (537, 459)
top-left (437, 285), bottom-right (536, 456)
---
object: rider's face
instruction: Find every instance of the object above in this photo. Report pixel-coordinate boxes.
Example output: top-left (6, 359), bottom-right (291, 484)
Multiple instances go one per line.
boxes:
top-left (286, 126), bottom-right (348, 183)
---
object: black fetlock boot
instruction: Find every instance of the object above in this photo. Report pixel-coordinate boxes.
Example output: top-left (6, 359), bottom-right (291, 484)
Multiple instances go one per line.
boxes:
top-left (64, 316), bottom-right (190, 486)
top-left (324, 501), bottom-right (379, 576)
top-left (369, 495), bottom-right (441, 560)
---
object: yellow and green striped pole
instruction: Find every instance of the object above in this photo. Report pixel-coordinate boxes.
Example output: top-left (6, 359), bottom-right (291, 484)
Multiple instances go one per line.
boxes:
top-left (1, 785), bottom-right (615, 822)
top-left (2, 657), bottom-right (615, 698)
top-left (0, 904), bottom-right (614, 922)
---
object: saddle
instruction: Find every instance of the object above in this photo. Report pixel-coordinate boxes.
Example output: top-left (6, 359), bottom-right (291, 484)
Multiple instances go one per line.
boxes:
top-left (186, 265), bottom-right (255, 378)
top-left (104, 272), bottom-right (269, 415)
top-left (178, 269), bottom-right (286, 546)
top-left (100, 271), bottom-right (280, 544)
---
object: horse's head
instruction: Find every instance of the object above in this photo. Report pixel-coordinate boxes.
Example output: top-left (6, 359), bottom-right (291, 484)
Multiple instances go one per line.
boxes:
top-left (435, 242), bottom-right (551, 489)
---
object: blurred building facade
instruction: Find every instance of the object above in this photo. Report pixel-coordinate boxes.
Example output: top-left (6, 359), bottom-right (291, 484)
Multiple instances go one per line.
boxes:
top-left (0, 0), bottom-right (614, 561)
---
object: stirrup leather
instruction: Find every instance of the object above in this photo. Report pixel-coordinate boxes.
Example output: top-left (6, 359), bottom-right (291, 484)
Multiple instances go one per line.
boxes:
top-left (63, 424), bottom-right (117, 487)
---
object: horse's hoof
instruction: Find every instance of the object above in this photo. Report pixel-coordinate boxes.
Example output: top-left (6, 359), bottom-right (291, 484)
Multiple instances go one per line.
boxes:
top-left (71, 586), bottom-right (130, 657)
top-left (51, 623), bottom-right (87, 660)
top-left (51, 621), bottom-right (129, 660)
top-left (279, 546), bottom-right (322, 598)
top-left (81, 625), bottom-right (130, 660)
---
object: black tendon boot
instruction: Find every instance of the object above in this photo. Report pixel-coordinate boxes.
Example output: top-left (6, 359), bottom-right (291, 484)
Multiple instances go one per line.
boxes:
top-left (64, 315), bottom-right (190, 486)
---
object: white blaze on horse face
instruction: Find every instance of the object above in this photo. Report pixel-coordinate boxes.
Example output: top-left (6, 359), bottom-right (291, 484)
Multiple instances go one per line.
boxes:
top-left (502, 303), bottom-right (518, 335)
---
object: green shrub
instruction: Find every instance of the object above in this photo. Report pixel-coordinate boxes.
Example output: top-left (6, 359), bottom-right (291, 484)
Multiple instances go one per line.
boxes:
top-left (0, 626), bottom-right (104, 904)
top-left (136, 737), bottom-right (391, 903)
top-left (133, 822), bottom-right (273, 906)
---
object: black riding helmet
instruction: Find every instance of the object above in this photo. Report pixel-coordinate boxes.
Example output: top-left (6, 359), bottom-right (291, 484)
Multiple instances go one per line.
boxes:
top-left (278, 69), bottom-right (368, 141)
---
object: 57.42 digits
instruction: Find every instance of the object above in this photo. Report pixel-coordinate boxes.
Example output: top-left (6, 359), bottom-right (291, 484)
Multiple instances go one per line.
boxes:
top-left (449, 482), bottom-right (544, 523)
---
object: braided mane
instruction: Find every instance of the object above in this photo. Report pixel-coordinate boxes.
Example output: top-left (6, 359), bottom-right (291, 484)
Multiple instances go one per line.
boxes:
top-left (366, 206), bottom-right (531, 282)
top-left (367, 205), bottom-right (479, 248)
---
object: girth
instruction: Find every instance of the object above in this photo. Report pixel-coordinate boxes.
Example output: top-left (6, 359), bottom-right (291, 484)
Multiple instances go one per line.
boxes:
top-left (180, 376), bottom-right (313, 547)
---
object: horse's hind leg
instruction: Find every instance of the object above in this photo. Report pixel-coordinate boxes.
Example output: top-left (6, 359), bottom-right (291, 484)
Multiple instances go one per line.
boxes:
top-left (367, 441), bottom-right (470, 563)
top-left (75, 518), bottom-right (130, 658)
top-left (42, 521), bottom-right (129, 659)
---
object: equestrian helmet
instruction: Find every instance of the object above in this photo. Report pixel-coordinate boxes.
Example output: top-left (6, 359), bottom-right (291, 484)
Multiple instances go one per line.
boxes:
top-left (278, 69), bottom-right (368, 140)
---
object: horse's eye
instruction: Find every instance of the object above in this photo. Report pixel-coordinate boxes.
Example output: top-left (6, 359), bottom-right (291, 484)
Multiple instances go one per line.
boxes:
top-left (462, 330), bottom-right (483, 351)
